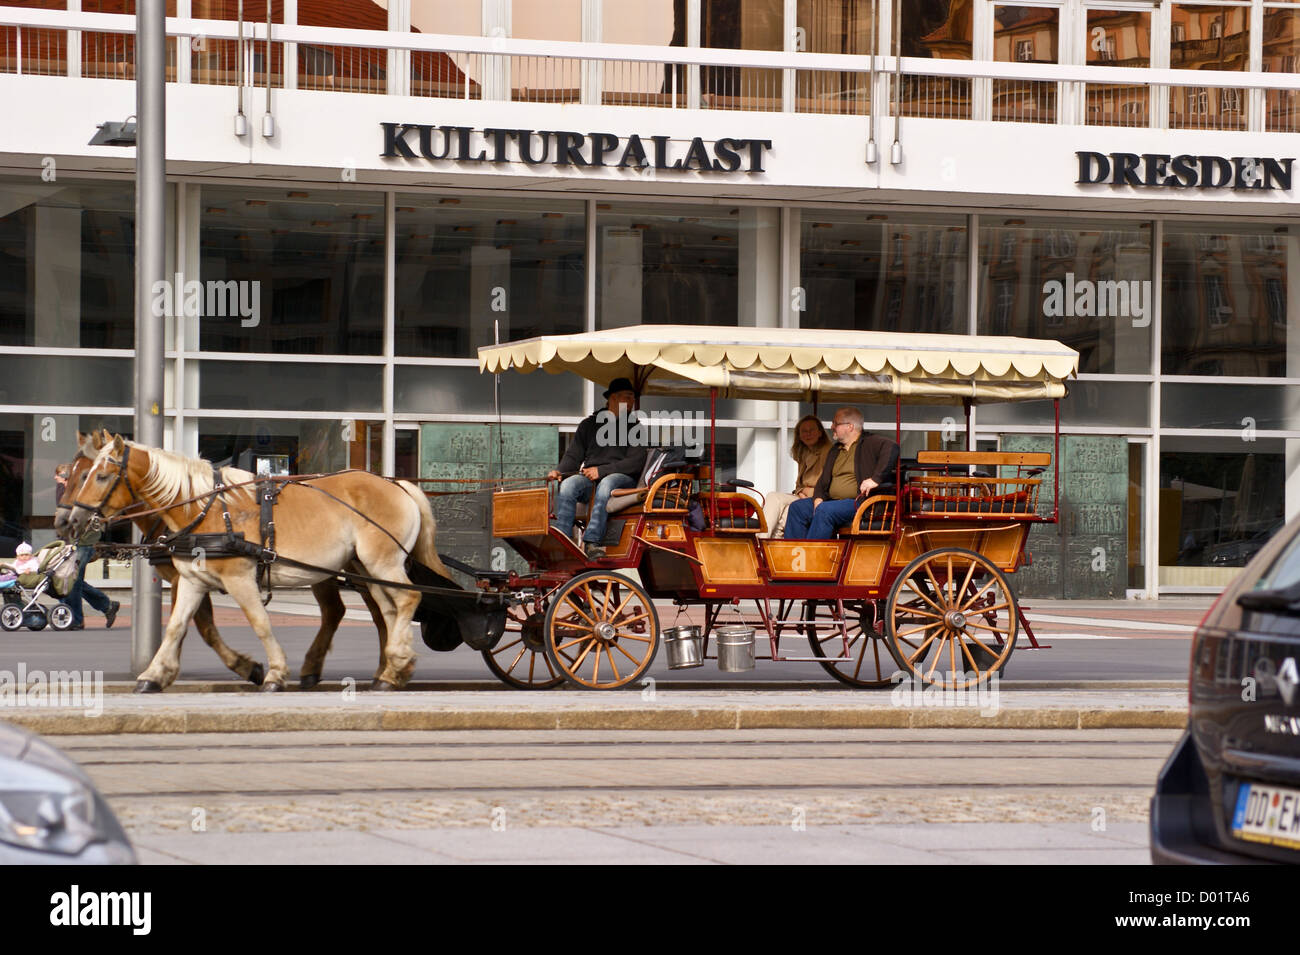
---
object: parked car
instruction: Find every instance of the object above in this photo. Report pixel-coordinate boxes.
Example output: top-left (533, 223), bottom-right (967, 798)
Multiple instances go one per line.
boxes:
top-left (0, 721), bottom-right (136, 864)
top-left (1151, 512), bottom-right (1300, 864)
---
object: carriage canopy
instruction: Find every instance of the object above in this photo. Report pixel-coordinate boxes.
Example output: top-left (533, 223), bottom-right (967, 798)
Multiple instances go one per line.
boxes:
top-left (478, 326), bottom-right (1078, 404)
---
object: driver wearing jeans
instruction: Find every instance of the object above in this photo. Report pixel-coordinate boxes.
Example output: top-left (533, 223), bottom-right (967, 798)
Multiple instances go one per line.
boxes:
top-left (547, 378), bottom-right (648, 560)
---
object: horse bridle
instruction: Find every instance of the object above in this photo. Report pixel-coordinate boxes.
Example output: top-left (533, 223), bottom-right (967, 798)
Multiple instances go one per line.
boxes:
top-left (75, 443), bottom-right (138, 522)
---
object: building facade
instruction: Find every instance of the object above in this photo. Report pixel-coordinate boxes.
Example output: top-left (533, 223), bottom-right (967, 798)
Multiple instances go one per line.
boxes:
top-left (2, 0), bottom-right (1299, 596)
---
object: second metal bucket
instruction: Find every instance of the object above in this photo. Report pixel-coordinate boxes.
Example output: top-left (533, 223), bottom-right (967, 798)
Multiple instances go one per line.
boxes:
top-left (662, 624), bottom-right (705, 669)
top-left (715, 626), bottom-right (756, 672)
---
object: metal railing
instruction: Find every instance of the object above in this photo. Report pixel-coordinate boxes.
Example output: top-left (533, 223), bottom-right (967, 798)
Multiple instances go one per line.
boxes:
top-left (3, 9), bottom-right (1300, 135)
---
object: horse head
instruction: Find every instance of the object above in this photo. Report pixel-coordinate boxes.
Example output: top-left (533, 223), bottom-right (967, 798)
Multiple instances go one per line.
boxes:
top-left (67, 433), bottom-right (143, 540)
top-left (53, 430), bottom-right (109, 541)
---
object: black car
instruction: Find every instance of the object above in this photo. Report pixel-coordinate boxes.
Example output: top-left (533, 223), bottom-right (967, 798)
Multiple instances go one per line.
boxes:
top-left (1152, 514), bottom-right (1300, 864)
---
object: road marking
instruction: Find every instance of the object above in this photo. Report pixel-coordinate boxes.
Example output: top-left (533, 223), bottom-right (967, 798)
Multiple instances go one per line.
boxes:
top-left (1025, 613), bottom-right (1194, 634)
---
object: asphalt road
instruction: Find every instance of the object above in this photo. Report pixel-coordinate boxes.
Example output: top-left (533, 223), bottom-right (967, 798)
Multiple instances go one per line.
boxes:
top-left (1, 619), bottom-right (1193, 684)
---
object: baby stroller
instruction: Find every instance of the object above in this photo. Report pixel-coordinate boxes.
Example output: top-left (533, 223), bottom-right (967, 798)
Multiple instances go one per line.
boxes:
top-left (0, 542), bottom-right (80, 632)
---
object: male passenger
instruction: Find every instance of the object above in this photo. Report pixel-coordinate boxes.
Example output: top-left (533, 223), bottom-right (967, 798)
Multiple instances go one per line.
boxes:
top-left (783, 406), bottom-right (899, 540)
top-left (547, 378), bottom-right (648, 559)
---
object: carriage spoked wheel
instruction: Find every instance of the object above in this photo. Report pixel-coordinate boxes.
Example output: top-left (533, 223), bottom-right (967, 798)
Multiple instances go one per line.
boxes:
top-left (482, 602), bottom-right (565, 690)
top-left (802, 599), bottom-right (894, 688)
top-left (885, 547), bottom-right (1016, 691)
top-left (542, 570), bottom-right (659, 690)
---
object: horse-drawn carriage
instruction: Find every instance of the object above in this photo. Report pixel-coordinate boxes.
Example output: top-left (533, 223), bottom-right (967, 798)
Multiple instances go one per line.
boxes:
top-left (62, 325), bottom-right (1076, 694)
top-left (474, 326), bottom-right (1078, 692)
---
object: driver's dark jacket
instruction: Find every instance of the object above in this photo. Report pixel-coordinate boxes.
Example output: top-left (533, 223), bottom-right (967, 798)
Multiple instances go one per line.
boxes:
top-left (557, 411), bottom-right (648, 480)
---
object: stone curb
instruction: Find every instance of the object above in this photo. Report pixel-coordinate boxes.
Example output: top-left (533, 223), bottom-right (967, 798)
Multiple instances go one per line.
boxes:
top-left (0, 706), bottom-right (1188, 735)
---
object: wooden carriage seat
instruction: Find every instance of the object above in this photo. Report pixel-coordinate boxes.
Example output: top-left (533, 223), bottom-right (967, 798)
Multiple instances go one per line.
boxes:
top-left (838, 493), bottom-right (897, 537)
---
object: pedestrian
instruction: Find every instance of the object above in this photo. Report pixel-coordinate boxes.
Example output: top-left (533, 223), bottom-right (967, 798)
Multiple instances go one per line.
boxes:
top-left (60, 519), bottom-right (120, 631)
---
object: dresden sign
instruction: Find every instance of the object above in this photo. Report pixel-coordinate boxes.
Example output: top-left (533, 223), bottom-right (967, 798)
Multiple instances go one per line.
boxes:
top-left (381, 123), bottom-right (773, 173)
top-left (1076, 151), bottom-right (1294, 191)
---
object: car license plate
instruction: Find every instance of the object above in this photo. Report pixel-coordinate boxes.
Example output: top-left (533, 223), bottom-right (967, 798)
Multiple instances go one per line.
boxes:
top-left (1232, 782), bottom-right (1300, 851)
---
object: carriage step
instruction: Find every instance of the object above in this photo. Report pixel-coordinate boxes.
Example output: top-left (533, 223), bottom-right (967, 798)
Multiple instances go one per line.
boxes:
top-left (777, 655), bottom-right (855, 663)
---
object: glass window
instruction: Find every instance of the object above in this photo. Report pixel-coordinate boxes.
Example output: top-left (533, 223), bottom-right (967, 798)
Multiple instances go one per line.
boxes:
top-left (298, 0), bottom-right (387, 93)
top-left (1170, 3), bottom-right (1249, 129)
top-left (80, 0), bottom-right (179, 80)
top-left (513, 0), bottom-right (580, 40)
top-left (395, 366), bottom-right (583, 416)
top-left (993, 5), bottom-right (1059, 124)
top-left (0, 356), bottom-right (133, 408)
top-left (196, 361), bottom-right (383, 413)
top-left (596, 203), bottom-right (739, 329)
top-left (1161, 383), bottom-right (1300, 431)
top-left (1160, 443), bottom-right (1285, 568)
top-left (190, 0), bottom-right (283, 88)
top-left (411, 1), bottom-right (482, 35)
top-left (196, 416), bottom-right (364, 474)
top-left (197, 187), bottom-right (385, 355)
top-left (0, 181), bottom-right (136, 350)
top-left (1263, 6), bottom-right (1300, 132)
top-left (700, 0), bottom-right (782, 109)
top-left (977, 217), bottom-right (1153, 375)
top-left (796, 0), bottom-right (878, 114)
top-left (1084, 9), bottom-right (1151, 127)
top-left (1162, 224), bottom-right (1291, 377)
top-left (976, 381), bottom-right (1150, 429)
top-left (395, 196), bottom-right (585, 358)
top-left (603, 0), bottom-right (683, 45)
top-left (800, 212), bottom-right (968, 336)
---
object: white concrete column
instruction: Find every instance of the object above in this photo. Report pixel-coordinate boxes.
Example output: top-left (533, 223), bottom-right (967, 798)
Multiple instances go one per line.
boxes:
top-left (483, 0), bottom-right (511, 101)
top-left (389, 0), bottom-right (410, 97)
top-left (1286, 230), bottom-right (1300, 523)
top-left (598, 225), bottom-right (643, 329)
top-left (581, 0), bottom-right (601, 104)
top-left (737, 207), bottom-right (781, 493)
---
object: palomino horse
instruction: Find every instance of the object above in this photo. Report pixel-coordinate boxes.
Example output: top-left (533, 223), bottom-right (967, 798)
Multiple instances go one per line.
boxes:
top-left (55, 430), bottom-right (393, 689)
top-left (67, 434), bottom-right (450, 692)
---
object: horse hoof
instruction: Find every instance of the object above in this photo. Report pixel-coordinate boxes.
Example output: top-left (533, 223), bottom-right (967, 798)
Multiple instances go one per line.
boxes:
top-left (260, 681), bottom-right (283, 693)
top-left (247, 663), bottom-right (265, 687)
top-left (299, 673), bottom-right (320, 691)
top-left (370, 679), bottom-right (397, 692)
top-left (134, 680), bottom-right (162, 694)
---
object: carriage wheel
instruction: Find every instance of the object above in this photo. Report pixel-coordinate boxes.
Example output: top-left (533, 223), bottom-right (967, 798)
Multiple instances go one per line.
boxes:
top-left (885, 547), bottom-right (1016, 691)
top-left (802, 600), bottom-right (893, 688)
top-left (482, 602), bottom-right (565, 690)
top-left (543, 570), bottom-right (659, 690)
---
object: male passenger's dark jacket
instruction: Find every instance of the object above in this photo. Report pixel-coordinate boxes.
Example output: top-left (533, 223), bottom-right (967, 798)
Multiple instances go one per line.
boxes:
top-left (557, 411), bottom-right (648, 480)
top-left (812, 433), bottom-right (900, 501)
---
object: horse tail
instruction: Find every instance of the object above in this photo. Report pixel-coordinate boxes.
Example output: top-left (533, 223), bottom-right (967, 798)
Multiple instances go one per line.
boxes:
top-left (397, 480), bottom-right (452, 579)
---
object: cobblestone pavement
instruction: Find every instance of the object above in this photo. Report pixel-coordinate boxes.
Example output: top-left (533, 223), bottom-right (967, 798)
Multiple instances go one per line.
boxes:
top-left (52, 727), bottom-right (1177, 863)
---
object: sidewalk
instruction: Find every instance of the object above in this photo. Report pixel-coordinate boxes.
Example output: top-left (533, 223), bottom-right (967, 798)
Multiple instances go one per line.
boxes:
top-left (130, 820), bottom-right (1153, 865)
top-left (1, 684), bottom-right (1189, 735)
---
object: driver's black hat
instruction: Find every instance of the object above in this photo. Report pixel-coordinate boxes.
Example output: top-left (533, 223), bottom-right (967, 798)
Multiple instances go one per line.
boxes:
top-left (603, 377), bottom-right (636, 398)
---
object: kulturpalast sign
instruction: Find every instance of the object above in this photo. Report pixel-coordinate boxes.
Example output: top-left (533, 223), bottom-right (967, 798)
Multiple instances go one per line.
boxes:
top-left (1076, 151), bottom-right (1294, 191)
top-left (381, 123), bottom-right (773, 172)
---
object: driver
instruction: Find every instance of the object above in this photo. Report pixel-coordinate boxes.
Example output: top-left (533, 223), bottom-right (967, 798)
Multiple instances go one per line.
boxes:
top-left (547, 378), bottom-right (648, 559)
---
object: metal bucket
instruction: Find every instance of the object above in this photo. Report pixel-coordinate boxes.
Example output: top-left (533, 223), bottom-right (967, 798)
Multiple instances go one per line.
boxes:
top-left (715, 626), bottom-right (755, 672)
top-left (663, 624), bottom-right (704, 670)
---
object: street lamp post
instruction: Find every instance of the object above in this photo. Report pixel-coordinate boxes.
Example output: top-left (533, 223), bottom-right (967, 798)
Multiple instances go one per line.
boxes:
top-left (131, 0), bottom-right (166, 675)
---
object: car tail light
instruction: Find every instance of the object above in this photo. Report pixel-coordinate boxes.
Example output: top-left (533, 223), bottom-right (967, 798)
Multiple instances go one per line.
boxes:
top-left (1188, 591), bottom-right (1227, 702)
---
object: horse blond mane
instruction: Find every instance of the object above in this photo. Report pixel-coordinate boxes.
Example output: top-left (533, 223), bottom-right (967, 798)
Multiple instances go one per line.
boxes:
top-left (132, 443), bottom-right (255, 507)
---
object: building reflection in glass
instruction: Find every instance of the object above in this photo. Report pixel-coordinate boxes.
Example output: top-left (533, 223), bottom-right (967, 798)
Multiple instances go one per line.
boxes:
top-left (800, 212), bottom-right (968, 336)
top-left (1263, 7), bottom-right (1300, 132)
top-left (902, 0), bottom-right (973, 119)
top-left (992, 5), bottom-right (1059, 124)
top-left (977, 216), bottom-right (1152, 375)
top-left (796, 0), bottom-right (876, 114)
top-left (1162, 225), bottom-right (1291, 377)
top-left (1169, 3), bottom-right (1249, 130)
top-left (1084, 8), bottom-right (1151, 127)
